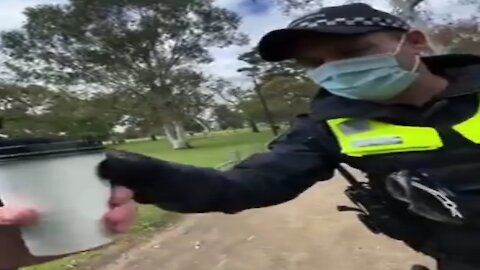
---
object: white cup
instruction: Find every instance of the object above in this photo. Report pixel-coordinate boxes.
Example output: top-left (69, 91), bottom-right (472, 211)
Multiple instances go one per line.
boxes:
top-left (0, 140), bottom-right (114, 256)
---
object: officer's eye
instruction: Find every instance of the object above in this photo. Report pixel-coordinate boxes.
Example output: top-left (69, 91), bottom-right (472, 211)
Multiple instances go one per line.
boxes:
top-left (337, 45), bottom-right (371, 58)
top-left (295, 58), bottom-right (324, 69)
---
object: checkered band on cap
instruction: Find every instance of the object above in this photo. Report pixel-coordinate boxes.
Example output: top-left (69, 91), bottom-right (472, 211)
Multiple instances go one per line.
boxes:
top-left (288, 13), bottom-right (410, 31)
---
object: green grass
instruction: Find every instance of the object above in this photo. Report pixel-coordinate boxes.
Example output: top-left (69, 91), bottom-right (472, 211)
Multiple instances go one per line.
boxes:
top-left (25, 130), bottom-right (273, 270)
top-left (115, 130), bottom-right (273, 167)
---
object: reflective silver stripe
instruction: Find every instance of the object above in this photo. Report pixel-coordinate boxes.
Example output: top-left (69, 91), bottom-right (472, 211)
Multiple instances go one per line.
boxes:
top-left (352, 137), bottom-right (403, 148)
top-left (411, 181), bottom-right (464, 219)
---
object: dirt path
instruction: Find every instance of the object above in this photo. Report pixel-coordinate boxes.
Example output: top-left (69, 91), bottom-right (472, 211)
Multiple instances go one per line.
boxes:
top-left (100, 175), bottom-right (435, 270)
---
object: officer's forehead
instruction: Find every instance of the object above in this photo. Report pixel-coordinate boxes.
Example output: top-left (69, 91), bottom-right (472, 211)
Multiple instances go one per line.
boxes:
top-left (292, 31), bottom-right (400, 52)
top-left (290, 31), bottom-right (403, 67)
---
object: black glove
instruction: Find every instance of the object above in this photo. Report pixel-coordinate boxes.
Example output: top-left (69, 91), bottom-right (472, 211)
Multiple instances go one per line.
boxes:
top-left (97, 150), bottom-right (227, 213)
top-left (97, 150), bottom-right (176, 204)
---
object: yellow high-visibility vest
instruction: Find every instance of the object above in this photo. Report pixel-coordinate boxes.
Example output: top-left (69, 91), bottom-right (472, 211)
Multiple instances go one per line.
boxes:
top-left (327, 101), bottom-right (480, 157)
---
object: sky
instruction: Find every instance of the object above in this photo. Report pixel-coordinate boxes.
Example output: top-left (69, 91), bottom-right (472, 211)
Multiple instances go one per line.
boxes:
top-left (0, 0), bottom-right (476, 86)
top-left (206, 0), bottom-right (290, 84)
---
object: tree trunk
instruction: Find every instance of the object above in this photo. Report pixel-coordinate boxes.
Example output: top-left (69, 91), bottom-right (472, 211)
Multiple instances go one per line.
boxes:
top-left (247, 118), bottom-right (260, 133)
top-left (194, 117), bottom-right (211, 135)
top-left (253, 84), bottom-right (278, 136)
top-left (163, 121), bottom-right (192, 149)
top-left (171, 139), bottom-right (191, 149)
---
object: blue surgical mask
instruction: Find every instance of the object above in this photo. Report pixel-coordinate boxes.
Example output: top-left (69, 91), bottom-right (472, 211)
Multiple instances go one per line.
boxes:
top-left (307, 35), bottom-right (421, 101)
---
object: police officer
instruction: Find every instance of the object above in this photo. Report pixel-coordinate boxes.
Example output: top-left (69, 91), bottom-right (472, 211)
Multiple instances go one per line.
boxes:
top-left (98, 3), bottom-right (480, 270)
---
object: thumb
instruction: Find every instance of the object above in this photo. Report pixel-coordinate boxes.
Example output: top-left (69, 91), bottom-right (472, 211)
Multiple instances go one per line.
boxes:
top-left (0, 207), bottom-right (38, 226)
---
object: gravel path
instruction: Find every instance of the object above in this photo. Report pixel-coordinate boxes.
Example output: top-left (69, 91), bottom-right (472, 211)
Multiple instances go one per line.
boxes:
top-left (100, 174), bottom-right (435, 270)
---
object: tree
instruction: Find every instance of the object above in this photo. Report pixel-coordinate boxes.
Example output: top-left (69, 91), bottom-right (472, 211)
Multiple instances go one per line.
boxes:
top-left (237, 47), bottom-right (305, 135)
top-left (431, 20), bottom-right (480, 54)
top-left (46, 95), bottom-right (121, 140)
top-left (0, 84), bottom-right (57, 137)
top-left (209, 79), bottom-right (260, 133)
top-left (272, 0), bottom-right (426, 14)
top-left (1, 0), bottom-right (247, 149)
top-left (213, 105), bottom-right (244, 130)
top-left (260, 76), bottom-right (317, 121)
top-left (238, 48), bottom-right (304, 79)
top-left (0, 84), bottom-right (122, 139)
top-left (238, 76), bottom-right (316, 125)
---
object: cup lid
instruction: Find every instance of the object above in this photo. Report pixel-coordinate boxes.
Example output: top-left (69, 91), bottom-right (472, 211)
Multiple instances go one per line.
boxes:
top-left (0, 138), bottom-right (104, 161)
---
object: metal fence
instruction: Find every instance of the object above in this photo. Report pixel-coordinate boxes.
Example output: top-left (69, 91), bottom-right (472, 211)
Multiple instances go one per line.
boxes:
top-left (214, 150), bottom-right (242, 170)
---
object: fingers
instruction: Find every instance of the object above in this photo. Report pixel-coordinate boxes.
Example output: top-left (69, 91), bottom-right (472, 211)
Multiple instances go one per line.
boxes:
top-left (106, 186), bottom-right (136, 233)
top-left (104, 200), bottom-right (137, 233)
top-left (0, 207), bottom-right (38, 226)
top-left (110, 186), bottom-right (134, 207)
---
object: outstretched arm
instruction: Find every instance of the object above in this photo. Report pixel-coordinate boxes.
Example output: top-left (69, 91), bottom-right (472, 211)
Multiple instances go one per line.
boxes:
top-left (99, 116), bottom-right (337, 214)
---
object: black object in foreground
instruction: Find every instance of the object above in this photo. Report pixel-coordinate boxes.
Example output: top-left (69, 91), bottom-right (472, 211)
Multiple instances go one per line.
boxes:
top-left (0, 137), bottom-right (103, 162)
top-left (411, 265), bottom-right (429, 270)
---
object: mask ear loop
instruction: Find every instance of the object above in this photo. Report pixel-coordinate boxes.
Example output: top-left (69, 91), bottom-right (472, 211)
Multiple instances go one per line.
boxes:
top-left (392, 33), bottom-right (421, 73)
top-left (392, 34), bottom-right (408, 56)
top-left (411, 55), bottom-right (421, 73)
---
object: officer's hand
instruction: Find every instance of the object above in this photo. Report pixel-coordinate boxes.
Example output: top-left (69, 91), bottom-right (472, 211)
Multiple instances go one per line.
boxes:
top-left (104, 186), bottom-right (137, 233)
top-left (98, 151), bottom-right (172, 204)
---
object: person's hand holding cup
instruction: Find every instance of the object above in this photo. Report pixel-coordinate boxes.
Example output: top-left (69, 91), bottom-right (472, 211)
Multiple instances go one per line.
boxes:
top-left (0, 206), bottom-right (38, 227)
top-left (0, 186), bottom-right (137, 268)
top-left (0, 138), bottom-right (138, 269)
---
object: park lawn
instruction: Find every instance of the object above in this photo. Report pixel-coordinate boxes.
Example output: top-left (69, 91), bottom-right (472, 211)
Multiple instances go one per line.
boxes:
top-left (115, 130), bottom-right (274, 167)
top-left (26, 130), bottom-right (273, 270)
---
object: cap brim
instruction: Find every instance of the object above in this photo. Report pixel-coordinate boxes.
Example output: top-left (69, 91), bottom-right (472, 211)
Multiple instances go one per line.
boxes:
top-left (258, 26), bottom-right (386, 62)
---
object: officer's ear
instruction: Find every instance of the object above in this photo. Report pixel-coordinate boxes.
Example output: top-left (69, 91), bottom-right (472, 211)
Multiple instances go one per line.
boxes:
top-left (405, 30), bottom-right (431, 54)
